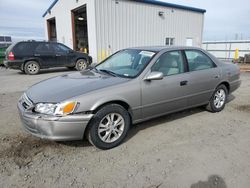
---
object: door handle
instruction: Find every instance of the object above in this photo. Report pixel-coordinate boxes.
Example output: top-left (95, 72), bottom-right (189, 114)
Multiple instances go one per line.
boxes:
top-left (34, 54), bottom-right (41, 57)
top-left (180, 80), bottom-right (188, 86)
top-left (56, 54), bottom-right (61, 57)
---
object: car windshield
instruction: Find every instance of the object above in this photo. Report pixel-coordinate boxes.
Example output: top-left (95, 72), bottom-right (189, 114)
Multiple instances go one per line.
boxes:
top-left (96, 49), bottom-right (155, 78)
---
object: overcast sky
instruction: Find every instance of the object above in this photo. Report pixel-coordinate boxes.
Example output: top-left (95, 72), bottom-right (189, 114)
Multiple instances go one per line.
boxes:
top-left (0, 0), bottom-right (249, 41)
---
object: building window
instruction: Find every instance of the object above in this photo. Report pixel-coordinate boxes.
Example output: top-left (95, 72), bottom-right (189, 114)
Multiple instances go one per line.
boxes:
top-left (166, 38), bottom-right (175, 46)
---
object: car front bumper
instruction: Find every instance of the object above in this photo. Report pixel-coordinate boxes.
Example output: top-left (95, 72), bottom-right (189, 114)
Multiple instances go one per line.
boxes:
top-left (17, 101), bottom-right (94, 141)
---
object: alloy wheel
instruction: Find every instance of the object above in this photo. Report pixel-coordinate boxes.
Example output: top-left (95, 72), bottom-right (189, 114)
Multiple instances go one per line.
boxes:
top-left (213, 89), bottom-right (226, 109)
top-left (98, 113), bottom-right (125, 143)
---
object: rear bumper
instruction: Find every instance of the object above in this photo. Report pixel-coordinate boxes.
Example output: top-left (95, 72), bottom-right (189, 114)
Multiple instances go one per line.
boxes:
top-left (17, 102), bottom-right (93, 141)
top-left (4, 60), bottom-right (23, 69)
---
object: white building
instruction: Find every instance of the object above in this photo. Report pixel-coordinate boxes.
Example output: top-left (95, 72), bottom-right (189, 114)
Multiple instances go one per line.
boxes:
top-left (43, 0), bottom-right (206, 62)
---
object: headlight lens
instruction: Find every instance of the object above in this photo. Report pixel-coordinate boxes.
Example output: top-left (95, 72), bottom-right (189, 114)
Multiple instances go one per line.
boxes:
top-left (34, 101), bottom-right (77, 116)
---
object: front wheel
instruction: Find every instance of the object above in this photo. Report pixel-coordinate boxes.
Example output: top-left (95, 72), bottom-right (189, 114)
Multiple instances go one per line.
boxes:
top-left (206, 85), bottom-right (228, 112)
top-left (86, 104), bottom-right (131, 150)
top-left (75, 59), bottom-right (88, 71)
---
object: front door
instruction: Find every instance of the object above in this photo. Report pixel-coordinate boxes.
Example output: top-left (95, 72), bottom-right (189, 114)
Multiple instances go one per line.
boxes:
top-left (50, 43), bottom-right (71, 67)
top-left (141, 50), bottom-right (190, 119)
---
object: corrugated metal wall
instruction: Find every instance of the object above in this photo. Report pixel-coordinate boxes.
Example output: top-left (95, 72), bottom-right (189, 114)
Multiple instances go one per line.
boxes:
top-left (95, 0), bottom-right (204, 62)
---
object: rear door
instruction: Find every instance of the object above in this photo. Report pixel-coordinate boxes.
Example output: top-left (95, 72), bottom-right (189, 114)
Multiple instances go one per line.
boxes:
top-left (184, 50), bottom-right (221, 106)
top-left (50, 43), bottom-right (71, 67)
top-left (34, 42), bottom-right (56, 67)
top-left (141, 50), bottom-right (190, 119)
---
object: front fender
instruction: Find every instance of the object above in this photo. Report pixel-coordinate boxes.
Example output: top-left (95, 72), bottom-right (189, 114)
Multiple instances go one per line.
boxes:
top-left (89, 96), bottom-right (130, 111)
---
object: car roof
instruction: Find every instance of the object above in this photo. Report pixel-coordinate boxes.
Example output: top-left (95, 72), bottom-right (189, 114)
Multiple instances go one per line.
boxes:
top-left (128, 46), bottom-right (202, 52)
top-left (17, 41), bottom-right (59, 44)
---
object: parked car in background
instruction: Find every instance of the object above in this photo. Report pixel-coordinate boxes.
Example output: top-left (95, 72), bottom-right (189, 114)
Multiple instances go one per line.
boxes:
top-left (18, 46), bottom-right (241, 149)
top-left (4, 41), bottom-right (92, 74)
top-left (0, 47), bottom-right (6, 66)
top-left (0, 36), bottom-right (12, 66)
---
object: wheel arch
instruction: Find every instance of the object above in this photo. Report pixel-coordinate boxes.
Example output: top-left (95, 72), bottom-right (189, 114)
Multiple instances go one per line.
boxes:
top-left (84, 99), bottom-right (133, 140)
top-left (76, 57), bottom-right (88, 64)
top-left (92, 100), bottom-right (133, 122)
top-left (22, 59), bottom-right (41, 70)
top-left (218, 81), bottom-right (230, 93)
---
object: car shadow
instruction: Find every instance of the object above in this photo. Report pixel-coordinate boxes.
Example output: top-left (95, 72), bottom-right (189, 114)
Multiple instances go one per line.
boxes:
top-left (59, 94), bottom-right (236, 148)
top-left (227, 94), bottom-right (235, 103)
top-left (124, 106), bottom-right (205, 143)
top-left (191, 174), bottom-right (227, 188)
top-left (59, 106), bottom-right (206, 148)
top-left (59, 140), bottom-right (92, 148)
top-left (125, 94), bottom-right (236, 143)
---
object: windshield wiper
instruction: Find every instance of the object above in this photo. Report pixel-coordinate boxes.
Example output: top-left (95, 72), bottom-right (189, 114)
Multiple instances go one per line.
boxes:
top-left (99, 69), bottom-right (119, 77)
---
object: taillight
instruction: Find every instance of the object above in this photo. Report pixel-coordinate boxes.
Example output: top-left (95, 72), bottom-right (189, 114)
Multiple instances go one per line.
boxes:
top-left (8, 52), bottom-right (15, 61)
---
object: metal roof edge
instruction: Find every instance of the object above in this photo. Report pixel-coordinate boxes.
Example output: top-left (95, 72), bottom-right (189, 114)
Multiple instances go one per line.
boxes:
top-left (42, 0), bottom-right (206, 18)
top-left (136, 0), bottom-right (206, 13)
top-left (42, 0), bottom-right (59, 17)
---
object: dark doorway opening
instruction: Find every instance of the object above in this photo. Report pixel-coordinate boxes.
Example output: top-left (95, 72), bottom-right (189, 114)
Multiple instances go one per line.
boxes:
top-left (71, 5), bottom-right (88, 52)
top-left (47, 18), bottom-right (57, 42)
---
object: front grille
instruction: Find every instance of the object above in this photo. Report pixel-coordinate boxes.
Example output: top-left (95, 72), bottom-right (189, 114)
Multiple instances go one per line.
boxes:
top-left (21, 94), bottom-right (34, 110)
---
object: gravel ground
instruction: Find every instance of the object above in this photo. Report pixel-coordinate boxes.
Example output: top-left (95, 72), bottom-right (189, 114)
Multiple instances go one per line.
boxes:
top-left (0, 68), bottom-right (250, 188)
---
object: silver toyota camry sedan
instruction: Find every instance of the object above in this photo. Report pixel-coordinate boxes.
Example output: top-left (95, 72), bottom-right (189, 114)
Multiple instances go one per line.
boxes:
top-left (18, 46), bottom-right (241, 149)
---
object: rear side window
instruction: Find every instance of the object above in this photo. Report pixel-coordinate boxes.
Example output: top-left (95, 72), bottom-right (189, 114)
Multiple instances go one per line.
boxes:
top-left (14, 42), bottom-right (35, 54)
top-left (35, 43), bottom-right (52, 53)
top-left (185, 50), bottom-right (215, 71)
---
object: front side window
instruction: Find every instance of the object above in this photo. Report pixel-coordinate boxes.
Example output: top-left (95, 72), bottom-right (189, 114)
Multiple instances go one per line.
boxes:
top-left (185, 50), bottom-right (215, 71)
top-left (96, 49), bottom-right (155, 78)
top-left (52, 43), bottom-right (70, 53)
top-left (151, 51), bottom-right (184, 76)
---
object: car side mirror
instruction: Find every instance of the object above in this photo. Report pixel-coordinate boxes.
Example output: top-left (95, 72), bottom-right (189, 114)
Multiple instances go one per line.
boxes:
top-left (144, 71), bottom-right (164, 81)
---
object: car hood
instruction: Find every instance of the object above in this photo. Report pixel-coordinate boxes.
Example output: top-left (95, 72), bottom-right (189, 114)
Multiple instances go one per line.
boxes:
top-left (26, 70), bottom-right (129, 103)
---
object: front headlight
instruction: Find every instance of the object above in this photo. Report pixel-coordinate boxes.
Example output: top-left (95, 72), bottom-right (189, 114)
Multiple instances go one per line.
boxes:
top-left (34, 101), bottom-right (77, 116)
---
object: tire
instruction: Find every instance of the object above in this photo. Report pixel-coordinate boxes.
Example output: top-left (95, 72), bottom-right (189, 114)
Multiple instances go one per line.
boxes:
top-left (206, 84), bottom-right (228, 112)
top-left (86, 104), bottom-right (131, 150)
top-left (24, 61), bottom-right (40, 75)
top-left (75, 59), bottom-right (88, 71)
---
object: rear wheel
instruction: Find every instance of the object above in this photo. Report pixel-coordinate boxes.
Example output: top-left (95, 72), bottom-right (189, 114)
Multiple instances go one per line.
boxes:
top-left (86, 104), bottom-right (130, 150)
top-left (24, 61), bottom-right (40, 75)
top-left (75, 59), bottom-right (88, 71)
top-left (206, 85), bottom-right (228, 112)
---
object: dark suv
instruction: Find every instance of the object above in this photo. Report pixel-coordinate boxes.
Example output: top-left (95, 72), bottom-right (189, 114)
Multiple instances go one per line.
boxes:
top-left (4, 41), bottom-right (92, 74)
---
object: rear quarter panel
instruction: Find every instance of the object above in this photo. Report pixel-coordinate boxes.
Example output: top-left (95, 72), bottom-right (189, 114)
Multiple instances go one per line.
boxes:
top-left (219, 62), bottom-right (241, 93)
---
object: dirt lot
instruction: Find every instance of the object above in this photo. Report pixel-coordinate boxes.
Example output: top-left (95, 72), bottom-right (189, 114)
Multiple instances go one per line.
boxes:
top-left (0, 68), bottom-right (250, 188)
